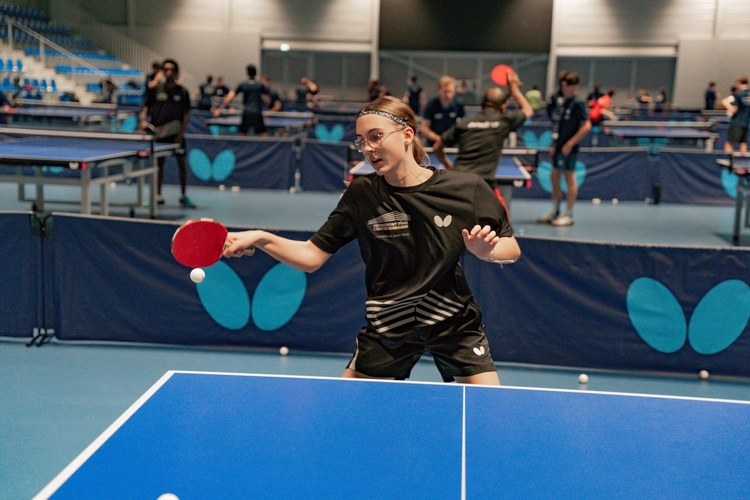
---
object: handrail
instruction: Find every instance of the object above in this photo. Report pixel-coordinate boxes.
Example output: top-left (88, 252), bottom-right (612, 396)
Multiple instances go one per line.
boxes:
top-left (49, 0), bottom-right (196, 90)
top-left (3, 15), bottom-right (107, 78)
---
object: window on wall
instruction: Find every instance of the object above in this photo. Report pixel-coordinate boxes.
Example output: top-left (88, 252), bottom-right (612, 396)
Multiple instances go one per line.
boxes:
top-left (557, 57), bottom-right (676, 107)
top-left (261, 51), bottom-right (370, 102)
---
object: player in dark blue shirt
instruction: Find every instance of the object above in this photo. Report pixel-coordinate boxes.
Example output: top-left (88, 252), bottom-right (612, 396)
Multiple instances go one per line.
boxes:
top-left (261, 75), bottom-right (283, 111)
top-left (403, 74), bottom-right (424, 116)
top-left (421, 76), bottom-right (465, 147)
top-left (705, 82), bottom-right (717, 111)
top-left (213, 64), bottom-right (268, 136)
top-left (722, 76), bottom-right (750, 154)
top-left (195, 75), bottom-right (215, 111)
top-left (537, 71), bottom-right (591, 227)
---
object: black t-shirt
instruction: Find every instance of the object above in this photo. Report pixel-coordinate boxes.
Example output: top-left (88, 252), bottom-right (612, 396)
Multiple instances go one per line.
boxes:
top-left (265, 88), bottom-right (282, 110)
top-left (406, 84), bottom-right (422, 112)
top-left (423, 97), bottom-right (465, 137)
top-left (311, 169), bottom-right (512, 340)
top-left (730, 89), bottom-right (750, 128)
top-left (441, 108), bottom-right (527, 180)
top-left (235, 80), bottom-right (267, 115)
top-left (705, 89), bottom-right (716, 110)
top-left (198, 82), bottom-right (215, 108)
top-left (213, 85), bottom-right (230, 98)
top-left (143, 83), bottom-right (191, 127)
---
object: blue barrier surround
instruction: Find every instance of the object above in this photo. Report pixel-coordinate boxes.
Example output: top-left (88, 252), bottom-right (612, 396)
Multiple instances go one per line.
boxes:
top-left (6, 212), bottom-right (750, 377)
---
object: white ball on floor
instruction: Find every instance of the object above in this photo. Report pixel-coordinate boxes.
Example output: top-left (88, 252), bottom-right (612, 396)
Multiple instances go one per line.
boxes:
top-left (279, 346), bottom-right (289, 356)
top-left (699, 369), bottom-right (709, 380)
top-left (231, 185), bottom-right (240, 192)
top-left (219, 184), bottom-right (226, 191)
top-left (190, 268), bottom-right (205, 284)
top-left (157, 494), bottom-right (180, 500)
top-left (578, 373), bottom-right (589, 384)
top-left (592, 198), bottom-right (601, 204)
top-left (611, 198), bottom-right (619, 204)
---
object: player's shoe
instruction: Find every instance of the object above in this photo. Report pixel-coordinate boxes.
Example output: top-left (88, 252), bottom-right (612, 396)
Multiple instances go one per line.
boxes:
top-left (156, 195), bottom-right (165, 206)
top-left (551, 214), bottom-right (574, 226)
top-left (536, 211), bottom-right (558, 223)
top-left (179, 196), bottom-right (197, 209)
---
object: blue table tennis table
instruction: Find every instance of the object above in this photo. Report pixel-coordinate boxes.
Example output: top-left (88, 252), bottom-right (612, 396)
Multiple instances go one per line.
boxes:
top-left (349, 148), bottom-right (535, 212)
top-left (0, 104), bottom-right (133, 128)
top-left (603, 121), bottom-right (718, 151)
top-left (34, 371), bottom-right (750, 499)
top-left (0, 129), bottom-right (178, 216)
top-left (717, 155), bottom-right (750, 245)
top-left (205, 111), bottom-right (315, 136)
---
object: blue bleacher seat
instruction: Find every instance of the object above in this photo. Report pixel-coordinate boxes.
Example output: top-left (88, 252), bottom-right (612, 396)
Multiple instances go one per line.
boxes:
top-left (7, 60), bottom-right (14, 72)
top-left (32, 78), bottom-right (39, 88)
top-left (40, 79), bottom-right (47, 91)
top-left (50, 79), bottom-right (57, 92)
top-left (16, 60), bottom-right (24, 72)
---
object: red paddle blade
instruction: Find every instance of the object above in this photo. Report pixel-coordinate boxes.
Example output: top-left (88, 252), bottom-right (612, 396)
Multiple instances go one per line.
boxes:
top-left (171, 219), bottom-right (228, 268)
top-left (490, 64), bottom-right (515, 86)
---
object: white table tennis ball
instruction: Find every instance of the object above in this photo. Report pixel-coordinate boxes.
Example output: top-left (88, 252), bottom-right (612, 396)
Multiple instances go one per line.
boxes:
top-left (578, 373), bottom-right (589, 384)
top-left (611, 198), bottom-right (619, 204)
top-left (157, 494), bottom-right (180, 500)
top-left (190, 268), bottom-right (205, 284)
top-left (279, 346), bottom-right (289, 356)
top-left (592, 198), bottom-right (601, 204)
top-left (699, 370), bottom-right (709, 380)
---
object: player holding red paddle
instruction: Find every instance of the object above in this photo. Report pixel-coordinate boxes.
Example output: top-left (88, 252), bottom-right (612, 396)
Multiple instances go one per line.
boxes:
top-left (222, 96), bottom-right (521, 385)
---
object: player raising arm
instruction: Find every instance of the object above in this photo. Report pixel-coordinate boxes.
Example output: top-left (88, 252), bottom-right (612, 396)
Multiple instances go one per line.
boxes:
top-left (224, 96), bottom-right (520, 385)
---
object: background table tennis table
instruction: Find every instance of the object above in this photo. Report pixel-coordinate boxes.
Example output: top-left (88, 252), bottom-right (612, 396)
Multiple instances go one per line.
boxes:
top-left (0, 130), bottom-right (178, 216)
top-left (349, 148), bottom-right (535, 212)
top-left (205, 111), bottom-right (315, 136)
top-left (717, 155), bottom-right (750, 244)
top-left (603, 121), bottom-right (718, 151)
top-left (35, 371), bottom-right (750, 499)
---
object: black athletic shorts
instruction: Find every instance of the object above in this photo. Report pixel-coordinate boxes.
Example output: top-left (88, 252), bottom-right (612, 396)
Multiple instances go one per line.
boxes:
top-left (239, 113), bottom-right (267, 135)
top-left (728, 126), bottom-right (748, 145)
top-left (157, 135), bottom-right (186, 156)
top-left (346, 299), bottom-right (497, 382)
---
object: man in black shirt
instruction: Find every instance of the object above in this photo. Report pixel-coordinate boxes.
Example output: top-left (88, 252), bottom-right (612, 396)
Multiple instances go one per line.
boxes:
top-left (213, 64), bottom-right (268, 136)
top-left (438, 72), bottom-right (534, 195)
top-left (140, 58), bottom-right (194, 208)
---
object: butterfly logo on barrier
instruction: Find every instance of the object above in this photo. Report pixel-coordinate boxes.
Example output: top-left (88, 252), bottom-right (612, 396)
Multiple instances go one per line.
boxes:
top-left (626, 277), bottom-right (750, 354)
top-left (315, 124), bottom-right (345, 142)
top-left (41, 166), bottom-right (64, 174)
top-left (193, 261), bottom-right (307, 331)
top-left (521, 130), bottom-right (554, 148)
top-left (187, 149), bottom-right (236, 181)
top-left (721, 170), bottom-right (739, 199)
top-left (535, 160), bottom-right (587, 193)
top-left (434, 215), bottom-right (452, 227)
top-left (119, 116), bottom-right (138, 133)
top-left (209, 125), bottom-right (238, 136)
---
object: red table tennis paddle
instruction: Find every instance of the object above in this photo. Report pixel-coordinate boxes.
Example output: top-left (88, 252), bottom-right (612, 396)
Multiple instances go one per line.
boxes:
top-left (171, 218), bottom-right (253, 268)
top-left (490, 64), bottom-right (516, 86)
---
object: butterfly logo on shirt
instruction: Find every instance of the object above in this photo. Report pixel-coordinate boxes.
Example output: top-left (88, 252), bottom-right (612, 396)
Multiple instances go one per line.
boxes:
top-left (434, 215), bottom-right (452, 227)
top-left (473, 346), bottom-right (486, 356)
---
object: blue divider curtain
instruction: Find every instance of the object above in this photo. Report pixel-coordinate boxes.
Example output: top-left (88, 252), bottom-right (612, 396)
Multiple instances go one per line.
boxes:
top-left (34, 214), bottom-right (750, 377)
top-left (0, 212), bottom-right (42, 338)
top-left (299, 139), bottom-right (350, 192)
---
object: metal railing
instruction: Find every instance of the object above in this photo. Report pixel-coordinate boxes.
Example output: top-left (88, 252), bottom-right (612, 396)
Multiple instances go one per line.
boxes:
top-left (49, 0), bottom-right (195, 90)
top-left (4, 15), bottom-right (108, 82)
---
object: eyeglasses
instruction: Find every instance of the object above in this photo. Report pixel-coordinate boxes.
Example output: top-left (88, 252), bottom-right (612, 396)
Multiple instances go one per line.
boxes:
top-left (353, 128), bottom-right (405, 153)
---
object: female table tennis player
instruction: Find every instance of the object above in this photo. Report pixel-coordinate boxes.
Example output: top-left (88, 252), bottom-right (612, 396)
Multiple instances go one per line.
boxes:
top-left (223, 96), bottom-right (521, 385)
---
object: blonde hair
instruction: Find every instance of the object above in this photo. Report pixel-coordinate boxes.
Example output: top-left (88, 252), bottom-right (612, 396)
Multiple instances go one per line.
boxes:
top-left (438, 76), bottom-right (456, 89)
top-left (358, 96), bottom-right (426, 165)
